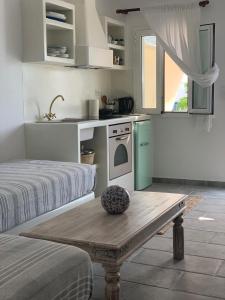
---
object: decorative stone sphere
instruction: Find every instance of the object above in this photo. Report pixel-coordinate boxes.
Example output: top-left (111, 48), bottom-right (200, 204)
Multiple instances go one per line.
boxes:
top-left (101, 185), bottom-right (130, 215)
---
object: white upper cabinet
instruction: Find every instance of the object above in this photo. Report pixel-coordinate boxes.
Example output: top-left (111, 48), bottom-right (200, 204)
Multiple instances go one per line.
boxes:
top-left (22, 0), bottom-right (75, 66)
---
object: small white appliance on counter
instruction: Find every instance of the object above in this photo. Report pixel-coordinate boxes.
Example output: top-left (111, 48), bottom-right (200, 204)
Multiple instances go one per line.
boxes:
top-left (88, 99), bottom-right (99, 120)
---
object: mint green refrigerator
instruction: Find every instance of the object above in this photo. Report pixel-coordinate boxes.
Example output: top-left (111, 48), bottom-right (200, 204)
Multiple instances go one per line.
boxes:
top-left (134, 120), bottom-right (153, 190)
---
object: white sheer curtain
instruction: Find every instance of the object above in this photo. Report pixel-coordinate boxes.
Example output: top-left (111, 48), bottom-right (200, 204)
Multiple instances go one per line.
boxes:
top-left (143, 1), bottom-right (219, 88)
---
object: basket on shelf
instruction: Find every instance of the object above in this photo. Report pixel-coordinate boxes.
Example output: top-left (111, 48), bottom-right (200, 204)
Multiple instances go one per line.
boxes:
top-left (81, 149), bottom-right (95, 165)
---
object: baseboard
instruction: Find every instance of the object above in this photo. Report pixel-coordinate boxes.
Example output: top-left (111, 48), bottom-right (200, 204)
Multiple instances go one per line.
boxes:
top-left (153, 177), bottom-right (225, 188)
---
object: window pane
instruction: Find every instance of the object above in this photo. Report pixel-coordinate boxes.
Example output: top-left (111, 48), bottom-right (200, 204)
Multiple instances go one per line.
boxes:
top-left (142, 36), bottom-right (157, 109)
top-left (192, 28), bottom-right (211, 110)
top-left (164, 53), bottom-right (188, 112)
top-left (192, 85), bottom-right (209, 109)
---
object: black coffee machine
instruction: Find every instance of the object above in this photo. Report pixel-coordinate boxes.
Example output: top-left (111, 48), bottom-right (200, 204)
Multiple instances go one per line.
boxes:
top-left (118, 97), bottom-right (134, 114)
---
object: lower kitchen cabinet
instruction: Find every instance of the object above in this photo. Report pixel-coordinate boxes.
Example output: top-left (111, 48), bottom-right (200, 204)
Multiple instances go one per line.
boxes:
top-left (25, 115), bottom-right (151, 196)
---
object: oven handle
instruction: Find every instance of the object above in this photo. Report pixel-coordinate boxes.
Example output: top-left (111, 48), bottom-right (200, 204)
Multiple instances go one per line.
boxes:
top-left (116, 136), bottom-right (129, 141)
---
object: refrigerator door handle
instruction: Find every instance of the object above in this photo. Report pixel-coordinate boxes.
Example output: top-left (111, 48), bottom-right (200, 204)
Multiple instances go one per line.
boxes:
top-left (140, 142), bottom-right (150, 147)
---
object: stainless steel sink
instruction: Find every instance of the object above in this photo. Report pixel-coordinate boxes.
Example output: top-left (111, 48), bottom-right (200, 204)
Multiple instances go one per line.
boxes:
top-left (61, 118), bottom-right (91, 122)
top-left (37, 118), bottom-right (94, 123)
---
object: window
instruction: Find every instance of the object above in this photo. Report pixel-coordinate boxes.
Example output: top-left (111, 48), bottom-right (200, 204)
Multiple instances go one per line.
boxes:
top-left (164, 53), bottom-right (188, 113)
top-left (139, 24), bottom-right (215, 115)
top-left (142, 36), bottom-right (157, 109)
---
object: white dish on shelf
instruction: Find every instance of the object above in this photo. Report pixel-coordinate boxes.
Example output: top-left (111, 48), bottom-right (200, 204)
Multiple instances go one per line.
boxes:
top-left (48, 50), bottom-right (61, 55)
top-left (48, 53), bottom-right (58, 57)
top-left (58, 48), bottom-right (67, 54)
top-left (60, 53), bottom-right (70, 58)
top-left (46, 11), bottom-right (66, 21)
top-left (48, 47), bottom-right (68, 55)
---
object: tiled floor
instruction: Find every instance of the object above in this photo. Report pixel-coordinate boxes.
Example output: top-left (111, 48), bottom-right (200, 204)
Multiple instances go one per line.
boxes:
top-left (92, 183), bottom-right (225, 299)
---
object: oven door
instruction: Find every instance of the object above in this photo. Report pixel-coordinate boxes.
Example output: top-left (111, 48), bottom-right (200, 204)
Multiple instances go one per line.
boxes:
top-left (109, 134), bottom-right (132, 180)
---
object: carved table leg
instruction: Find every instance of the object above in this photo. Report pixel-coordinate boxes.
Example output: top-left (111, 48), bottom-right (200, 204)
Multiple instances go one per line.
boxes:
top-left (103, 264), bottom-right (121, 300)
top-left (173, 214), bottom-right (184, 260)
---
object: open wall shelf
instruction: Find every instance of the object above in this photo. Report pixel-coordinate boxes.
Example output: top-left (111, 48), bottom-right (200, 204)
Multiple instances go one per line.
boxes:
top-left (105, 17), bottom-right (127, 70)
top-left (22, 0), bottom-right (75, 66)
top-left (46, 18), bottom-right (74, 31)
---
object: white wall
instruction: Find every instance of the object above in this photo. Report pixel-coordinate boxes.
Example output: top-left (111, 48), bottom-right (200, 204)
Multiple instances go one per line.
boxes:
top-left (0, 0), bottom-right (25, 162)
top-left (23, 65), bottom-right (111, 121)
top-left (110, 0), bottom-right (225, 181)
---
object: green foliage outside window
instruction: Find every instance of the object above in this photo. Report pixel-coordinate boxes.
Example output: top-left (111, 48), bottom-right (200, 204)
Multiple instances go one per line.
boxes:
top-left (176, 82), bottom-right (188, 112)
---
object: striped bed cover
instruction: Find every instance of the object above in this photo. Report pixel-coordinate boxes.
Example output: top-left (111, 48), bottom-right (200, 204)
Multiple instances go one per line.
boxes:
top-left (0, 160), bottom-right (96, 233)
top-left (0, 234), bottom-right (92, 300)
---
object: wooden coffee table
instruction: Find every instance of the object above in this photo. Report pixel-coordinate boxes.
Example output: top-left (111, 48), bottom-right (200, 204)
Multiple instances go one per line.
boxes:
top-left (21, 191), bottom-right (186, 300)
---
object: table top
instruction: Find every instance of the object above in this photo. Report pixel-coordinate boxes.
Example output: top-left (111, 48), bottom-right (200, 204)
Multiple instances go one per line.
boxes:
top-left (21, 191), bottom-right (186, 249)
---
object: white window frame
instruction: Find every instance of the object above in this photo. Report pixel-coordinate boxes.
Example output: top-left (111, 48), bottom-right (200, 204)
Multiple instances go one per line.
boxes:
top-left (134, 24), bottom-right (215, 115)
top-left (189, 24), bottom-right (215, 114)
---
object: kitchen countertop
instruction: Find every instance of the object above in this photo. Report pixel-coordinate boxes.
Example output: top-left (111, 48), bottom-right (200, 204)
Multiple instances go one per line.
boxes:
top-left (32, 114), bottom-right (151, 129)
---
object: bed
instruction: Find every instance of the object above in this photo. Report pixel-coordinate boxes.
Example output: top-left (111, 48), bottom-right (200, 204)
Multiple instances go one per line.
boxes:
top-left (0, 234), bottom-right (92, 300)
top-left (0, 160), bottom-right (96, 233)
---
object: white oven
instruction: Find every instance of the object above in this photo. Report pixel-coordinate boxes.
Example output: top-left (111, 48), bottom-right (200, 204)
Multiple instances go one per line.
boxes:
top-left (109, 123), bottom-right (132, 180)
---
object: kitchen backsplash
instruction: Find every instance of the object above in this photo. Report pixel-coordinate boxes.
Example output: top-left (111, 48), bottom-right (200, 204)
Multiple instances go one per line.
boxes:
top-left (23, 64), bottom-right (112, 122)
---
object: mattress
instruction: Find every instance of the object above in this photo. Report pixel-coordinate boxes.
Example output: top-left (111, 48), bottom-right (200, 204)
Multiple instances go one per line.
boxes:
top-left (0, 234), bottom-right (92, 300)
top-left (0, 160), bottom-right (96, 232)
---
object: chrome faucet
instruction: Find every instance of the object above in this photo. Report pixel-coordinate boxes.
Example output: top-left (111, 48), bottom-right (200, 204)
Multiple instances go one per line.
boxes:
top-left (44, 95), bottom-right (65, 121)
